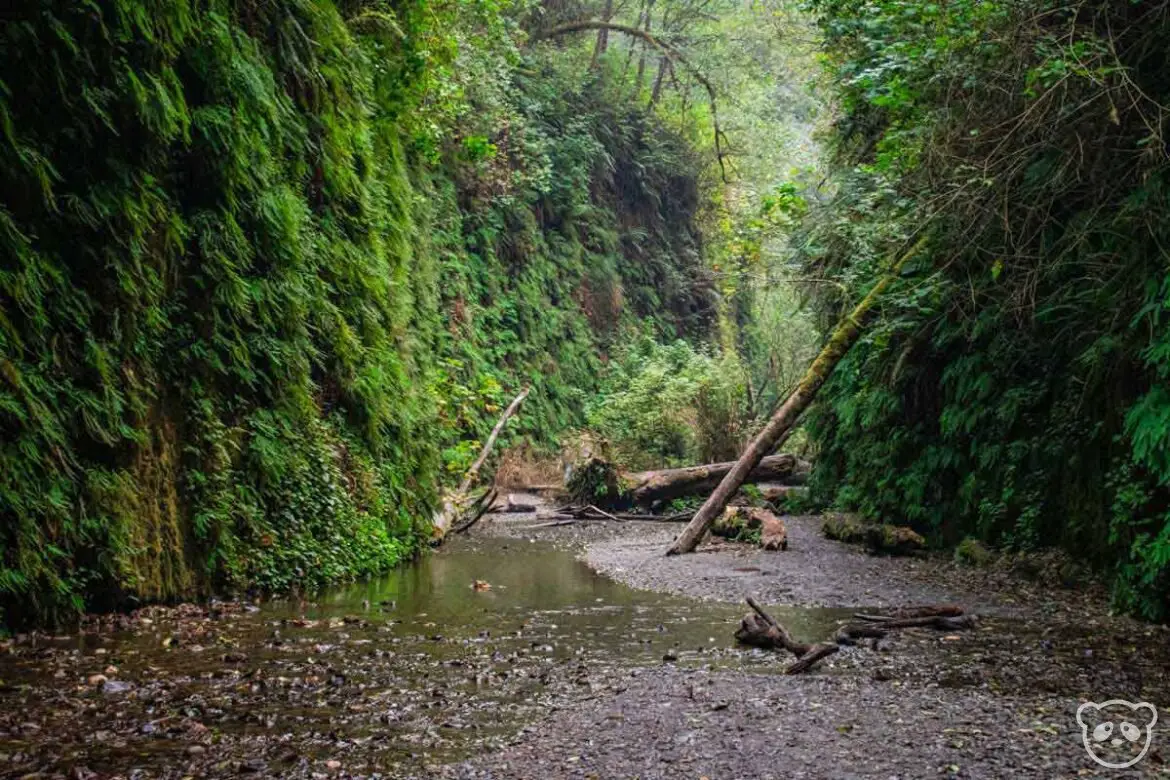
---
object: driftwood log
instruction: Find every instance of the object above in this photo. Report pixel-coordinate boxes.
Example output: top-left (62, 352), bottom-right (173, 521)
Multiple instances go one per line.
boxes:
top-left (735, 597), bottom-right (840, 674)
top-left (736, 596), bottom-right (976, 673)
top-left (626, 454), bottom-right (807, 505)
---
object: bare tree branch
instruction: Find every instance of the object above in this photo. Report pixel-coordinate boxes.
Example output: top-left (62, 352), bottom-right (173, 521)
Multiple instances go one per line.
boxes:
top-left (530, 20), bottom-right (731, 181)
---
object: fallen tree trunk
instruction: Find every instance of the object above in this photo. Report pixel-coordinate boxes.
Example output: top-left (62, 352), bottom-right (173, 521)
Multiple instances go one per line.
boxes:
top-left (666, 238), bottom-right (927, 555)
top-left (569, 454), bottom-right (808, 508)
top-left (626, 454), bottom-right (806, 505)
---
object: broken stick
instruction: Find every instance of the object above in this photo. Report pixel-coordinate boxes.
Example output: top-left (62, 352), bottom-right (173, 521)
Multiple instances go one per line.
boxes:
top-left (434, 387), bottom-right (531, 538)
top-left (736, 596), bottom-right (841, 674)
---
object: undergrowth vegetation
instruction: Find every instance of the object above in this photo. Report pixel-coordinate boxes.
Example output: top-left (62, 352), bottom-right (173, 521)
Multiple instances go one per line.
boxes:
top-left (800, 0), bottom-right (1170, 619)
top-left (585, 339), bottom-right (752, 469)
top-left (0, 0), bottom-right (718, 626)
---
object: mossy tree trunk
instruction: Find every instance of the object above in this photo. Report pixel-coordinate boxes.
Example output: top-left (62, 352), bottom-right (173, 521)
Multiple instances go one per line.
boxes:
top-left (665, 240), bottom-right (925, 555)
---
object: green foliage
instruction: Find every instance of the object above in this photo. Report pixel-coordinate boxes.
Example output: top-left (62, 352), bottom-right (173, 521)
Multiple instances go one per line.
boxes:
top-left (0, 0), bottom-right (446, 625)
top-left (801, 0), bottom-right (1170, 618)
top-left (0, 0), bottom-right (717, 625)
top-left (585, 339), bottom-right (753, 469)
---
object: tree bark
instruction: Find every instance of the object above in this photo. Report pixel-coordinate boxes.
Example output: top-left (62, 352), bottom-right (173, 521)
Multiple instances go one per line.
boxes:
top-left (635, 0), bottom-right (656, 92)
top-left (590, 0), bottom-right (614, 67)
top-left (434, 387), bottom-right (530, 537)
top-left (665, 239), bottom-right (926, 555)
top-left (626, 454), bottom-right (805, 504)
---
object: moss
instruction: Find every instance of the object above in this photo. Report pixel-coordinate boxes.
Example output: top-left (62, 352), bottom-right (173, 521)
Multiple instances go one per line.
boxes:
top-left (822, 514), bottom-right (925, 556)
top-left (954, 537), bottom-right (993, 567)
top-left (0, 0), bottom-right (713, 627)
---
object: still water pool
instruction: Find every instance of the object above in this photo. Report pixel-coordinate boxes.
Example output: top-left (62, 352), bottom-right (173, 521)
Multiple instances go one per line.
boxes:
top-left (0, 537), bottom-right (853, 777)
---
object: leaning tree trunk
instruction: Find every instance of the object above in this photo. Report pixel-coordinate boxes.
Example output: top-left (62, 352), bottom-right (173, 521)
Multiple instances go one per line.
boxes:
top-left (665, 240), bottom-right (925, 555)
top-left (434, 387), bottom-right (530, 538)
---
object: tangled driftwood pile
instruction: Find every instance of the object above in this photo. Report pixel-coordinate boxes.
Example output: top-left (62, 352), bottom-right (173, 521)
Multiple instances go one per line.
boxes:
top-left (735, 596), bottom-right (977, 674)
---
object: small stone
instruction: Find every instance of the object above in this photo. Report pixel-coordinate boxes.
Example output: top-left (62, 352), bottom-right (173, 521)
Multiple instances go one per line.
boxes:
top-left (662, 652), bottom-right (678, 662)
top-left (325, 759), bottom-right (341, 770)
top-left (101, 679), bottom-right (132, 694)
top-left (186, 745), bottom-right (206, 755)
top-left (87, 674), bottom-right (107, 687)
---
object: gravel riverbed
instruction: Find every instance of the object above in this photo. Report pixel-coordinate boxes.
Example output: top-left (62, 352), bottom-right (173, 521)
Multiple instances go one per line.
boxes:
top-left (442, 509), bottom-right (1170, 779)
top-left (1, 507), bottom-right (1167, 779)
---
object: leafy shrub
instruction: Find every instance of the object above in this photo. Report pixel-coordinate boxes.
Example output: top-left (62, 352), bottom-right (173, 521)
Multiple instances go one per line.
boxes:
top-left (954, 538), bottom-right (993, 567)
top-left (585, 339), bottom-right (754, 469)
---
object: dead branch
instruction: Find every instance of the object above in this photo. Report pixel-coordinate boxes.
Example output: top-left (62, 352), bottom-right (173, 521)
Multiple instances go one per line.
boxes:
top-left (452, 489), bottom-right (498, 535)
top-left (434, 387), bottom-right (531, 538)
top-left (457, 387), bottom-right (531, 496)
top-left (738, 597), bottom-right (975, 671)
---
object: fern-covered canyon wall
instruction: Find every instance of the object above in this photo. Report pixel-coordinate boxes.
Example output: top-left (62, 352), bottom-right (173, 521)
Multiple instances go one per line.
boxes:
top-left (799, 0), bottom-right (1170, 619)
top-left (0, 0), bottom-right (714, 626)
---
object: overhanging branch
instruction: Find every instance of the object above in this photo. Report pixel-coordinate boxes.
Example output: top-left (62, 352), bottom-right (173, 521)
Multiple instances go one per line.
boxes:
top-left (530, 20), bottom-right (730, 182)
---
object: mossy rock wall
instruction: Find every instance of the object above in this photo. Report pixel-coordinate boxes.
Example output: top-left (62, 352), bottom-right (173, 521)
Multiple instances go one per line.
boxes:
top-left (0, 1), bottom-right (712, 626)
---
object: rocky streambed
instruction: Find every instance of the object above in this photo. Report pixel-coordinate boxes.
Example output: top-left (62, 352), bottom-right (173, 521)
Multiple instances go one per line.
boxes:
top-left (2, 507), bottom-right (1169, 778)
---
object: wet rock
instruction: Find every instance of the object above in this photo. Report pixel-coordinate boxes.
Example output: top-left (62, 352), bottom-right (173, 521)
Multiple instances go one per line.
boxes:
top-left (101, 679), bottom-right (133, 694)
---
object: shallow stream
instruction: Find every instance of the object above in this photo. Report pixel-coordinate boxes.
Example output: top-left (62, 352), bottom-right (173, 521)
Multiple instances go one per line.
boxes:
top-left (0, 537), bottom-right (853, 778)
